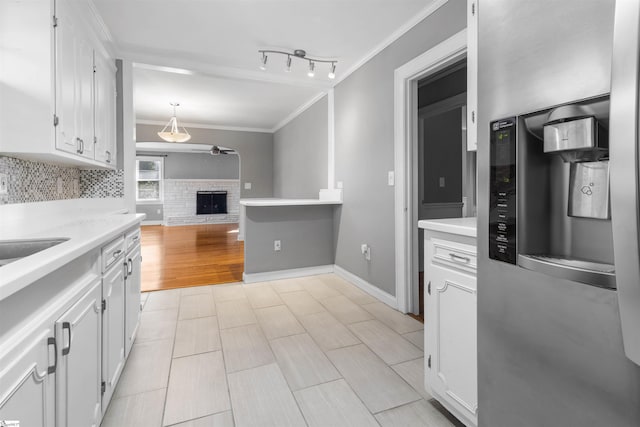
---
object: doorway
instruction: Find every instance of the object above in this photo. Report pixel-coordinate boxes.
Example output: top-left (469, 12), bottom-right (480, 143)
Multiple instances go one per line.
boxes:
top-left (393, 29), bottom-right (467, 314)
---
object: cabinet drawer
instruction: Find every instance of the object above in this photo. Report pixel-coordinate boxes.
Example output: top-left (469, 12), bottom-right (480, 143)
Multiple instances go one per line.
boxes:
top-left (124, 228), bottom-right (141, 253)
top-left (431, 238), bottom-right (477, 274)
top-left (102, 236), bottom-right (124, 272)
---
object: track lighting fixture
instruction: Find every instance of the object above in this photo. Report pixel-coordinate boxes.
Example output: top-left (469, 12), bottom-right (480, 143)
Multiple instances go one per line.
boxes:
top-left (257, 49), bottom-right (337, 79)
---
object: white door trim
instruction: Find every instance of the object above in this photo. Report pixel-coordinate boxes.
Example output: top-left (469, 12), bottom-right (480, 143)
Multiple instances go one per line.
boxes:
top-left (394, 29), bottom-right (467, 313)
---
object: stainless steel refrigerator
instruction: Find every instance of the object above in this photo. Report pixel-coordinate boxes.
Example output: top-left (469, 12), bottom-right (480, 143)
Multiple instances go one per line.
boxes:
top-left (477, 1), bottom-right (640, 425)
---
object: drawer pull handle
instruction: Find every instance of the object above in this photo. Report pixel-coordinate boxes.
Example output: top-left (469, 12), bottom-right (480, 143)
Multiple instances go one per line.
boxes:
top-left (132, 235), bottom-right (139, 241)
top-left (450, 253), bottom-right (471, 263)
top-left (112, 249), bottom-right (123, 258)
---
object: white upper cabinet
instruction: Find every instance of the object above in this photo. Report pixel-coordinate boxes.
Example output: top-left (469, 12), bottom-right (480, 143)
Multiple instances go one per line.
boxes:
top-left (94, 51), bottom-right (118, 166)
top-left (0, 0), bottom-right (116, 168)
top-left (467, 0), bottom-right (478, 151)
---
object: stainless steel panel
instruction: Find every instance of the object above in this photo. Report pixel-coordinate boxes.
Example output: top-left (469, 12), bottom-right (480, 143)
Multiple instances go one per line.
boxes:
top-left (478, 1), bottom-right (640, 426)
top-left (609, 0), bottom-right (640, 365)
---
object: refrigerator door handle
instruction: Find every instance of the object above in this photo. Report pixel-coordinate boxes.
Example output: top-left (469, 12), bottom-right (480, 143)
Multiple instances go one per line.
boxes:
top-left (609, 0), bottom-right (640, 366)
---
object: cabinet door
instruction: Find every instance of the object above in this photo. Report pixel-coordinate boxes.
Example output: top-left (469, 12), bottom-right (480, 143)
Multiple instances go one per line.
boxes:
top-left (76, 39), bottom-right (95, 160)
top-left (102, 259), bottom-right (126, 410)
top-left (466, 0), bottom-right (478, 151)
top-left (125, 244), bottom-right (142, 357)
top-left (55, 278), bottom-right (102, 427)
top-left (94, 53), bottom-right (117, 166)
top-left (0, 328), bottom-right (55, 427)
top-left (426, 262), bottom-right (478, 424)
top-left (54, 1), bottom-right (81, 155)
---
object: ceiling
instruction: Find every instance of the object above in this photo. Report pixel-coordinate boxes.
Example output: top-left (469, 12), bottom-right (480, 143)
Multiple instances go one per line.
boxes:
top-left (92, 0), bottom-right (437, 132)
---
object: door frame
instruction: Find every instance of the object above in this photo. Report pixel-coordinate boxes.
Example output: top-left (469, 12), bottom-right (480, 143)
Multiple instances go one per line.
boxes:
top-left (394, 29), bottom-right (467, 313)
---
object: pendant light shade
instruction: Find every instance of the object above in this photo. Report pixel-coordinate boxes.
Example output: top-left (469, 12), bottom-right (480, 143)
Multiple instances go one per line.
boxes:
top-left (157, 103), bottom-right (191, 143)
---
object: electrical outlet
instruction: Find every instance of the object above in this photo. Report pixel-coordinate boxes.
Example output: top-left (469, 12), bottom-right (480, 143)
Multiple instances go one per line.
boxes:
top-left (0, 173), bottom-right (8, 194)
top-left (274, 240), bottom-right (281, 251)
top-left (365, 246), bottom-right (371, 261)
top-left (337, 181), bottom-right (343, 189)
top-left (156, 208), bottom-right (162, 215)
top-left (361, 243), bottom-right (368, 254)
top-left (388, 171), bottom-right (394, 186)
top-left (73, 179), bottom-right (79, 194)
top-left (57, 177), bottom-right (64, 194)
top-left (244, 182), bottom-right (252, 190)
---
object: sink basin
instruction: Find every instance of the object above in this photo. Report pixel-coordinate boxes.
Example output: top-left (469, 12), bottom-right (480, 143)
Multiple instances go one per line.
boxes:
top-left (0, 238), bottom-right (70, 267)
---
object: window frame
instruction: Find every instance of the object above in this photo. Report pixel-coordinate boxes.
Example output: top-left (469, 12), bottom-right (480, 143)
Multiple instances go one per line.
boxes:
top-left (135, 156), bottom-right (164, 204)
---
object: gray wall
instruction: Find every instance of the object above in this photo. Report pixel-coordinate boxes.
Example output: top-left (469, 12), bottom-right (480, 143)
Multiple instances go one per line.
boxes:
top-left (332, 0), bottom-right (467, 296)
top-left (137, 203), bottom-right (163, 221)
top-left (163, 152), bottom-right (239, 180)
top-left (244, 205), bottom-right (334, 274)
top-left (136, 124), bottom-right (273, 198)
top-left (273, 95), bottom-right (328, 198)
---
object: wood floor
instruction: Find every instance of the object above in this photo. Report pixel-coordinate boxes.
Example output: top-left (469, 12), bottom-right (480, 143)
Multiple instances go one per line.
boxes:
top-left (141, 223), bottom-right (244, 292)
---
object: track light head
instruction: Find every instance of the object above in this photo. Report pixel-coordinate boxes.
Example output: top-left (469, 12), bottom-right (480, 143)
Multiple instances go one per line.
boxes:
top-left (328, 62), bottom-right (336, 79)
top-left (285, 55), bottom-right (292, 72)
top-left (259, 52), bottom-right (268, 71)
top-left (307, 61), bottom-right (315, 77)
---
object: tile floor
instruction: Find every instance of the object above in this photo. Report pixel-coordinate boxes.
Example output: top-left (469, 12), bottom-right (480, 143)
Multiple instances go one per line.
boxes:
top-left (101, 273), bottom-right (463, 427)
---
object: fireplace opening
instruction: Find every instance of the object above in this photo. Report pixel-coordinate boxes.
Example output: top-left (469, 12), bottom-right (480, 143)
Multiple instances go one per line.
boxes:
top-left (197, 191), bottom-right (227, 214)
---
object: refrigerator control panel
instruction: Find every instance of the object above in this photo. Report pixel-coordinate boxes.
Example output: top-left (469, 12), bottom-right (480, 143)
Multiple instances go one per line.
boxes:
top-left (490, 118), bottom-right (517, 264)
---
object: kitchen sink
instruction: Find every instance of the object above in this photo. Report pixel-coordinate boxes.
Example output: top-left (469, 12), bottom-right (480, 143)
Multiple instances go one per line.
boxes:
top-left (0, 238), bottom-right (70, 267)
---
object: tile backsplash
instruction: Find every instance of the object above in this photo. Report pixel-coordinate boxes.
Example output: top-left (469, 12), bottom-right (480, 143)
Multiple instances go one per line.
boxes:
top-left (0, 156), bottom-right (124, 204)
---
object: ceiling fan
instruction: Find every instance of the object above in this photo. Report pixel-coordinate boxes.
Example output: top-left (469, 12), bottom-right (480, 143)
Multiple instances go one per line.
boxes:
top-left (210, 145), bottom-right (235, 155)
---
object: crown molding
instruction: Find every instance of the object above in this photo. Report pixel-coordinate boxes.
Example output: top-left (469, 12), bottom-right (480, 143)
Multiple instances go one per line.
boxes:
top-left (136, 119), bottom-right (273, 134)
top-left (270, 92), bottom-right (328, 133)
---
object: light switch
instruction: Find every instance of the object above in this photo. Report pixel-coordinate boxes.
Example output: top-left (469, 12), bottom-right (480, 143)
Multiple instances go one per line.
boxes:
top-left (244, 182), bottom-right (252, 190)
top-left (439, 177), bottom-right (446, 187)
top-left (388, 171), bottom-right (395, 186)
top-left (337, 181), bottom-right (343, 189)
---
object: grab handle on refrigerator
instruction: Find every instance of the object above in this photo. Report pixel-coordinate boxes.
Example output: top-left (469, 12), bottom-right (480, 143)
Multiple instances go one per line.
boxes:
top-left (609, 0), bottom-right (640, 366)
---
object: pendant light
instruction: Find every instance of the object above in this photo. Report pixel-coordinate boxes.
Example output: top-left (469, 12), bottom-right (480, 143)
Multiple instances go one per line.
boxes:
top-left (157, 103), bottom-right (191, 143)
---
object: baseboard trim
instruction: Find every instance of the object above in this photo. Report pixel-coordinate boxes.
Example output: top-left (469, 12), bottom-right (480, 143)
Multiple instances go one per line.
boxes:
top-left (333, 265), bottom-right (398, 309)
top-left (243, 265), bottom-right (335, 284)
top-left (141, 220), bottom-right (163, 226)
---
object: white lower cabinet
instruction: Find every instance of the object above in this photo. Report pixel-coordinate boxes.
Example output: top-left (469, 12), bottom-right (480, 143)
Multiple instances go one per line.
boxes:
top-left (55, 278), bottom-right (102, 427)
top-left (124, 242), bottom-right (142, 357)
top-left (0, 328), bottom-right (56, 427)
top-left (424, 231), bottom-right (478, 427)
top-left (101, 239), bottom-right (126, 411)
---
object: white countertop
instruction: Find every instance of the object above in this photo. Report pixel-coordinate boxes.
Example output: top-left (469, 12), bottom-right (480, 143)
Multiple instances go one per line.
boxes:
top-left (418, 217), bottom-right (477, 237)
top-left (240, 198), bottom-right (343, 207)
top-left (0, 200), bottom-right (145, 301)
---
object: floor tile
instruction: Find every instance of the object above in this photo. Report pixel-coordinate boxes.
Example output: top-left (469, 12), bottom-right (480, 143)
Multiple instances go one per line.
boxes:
top-left (174, 316), bottom-right (221, 358)
top-left (145, 289), bottom-right (181, 311)
top-left (361, 302), bottom-right (423, 334)
top-left (211, 284), bottom-right (247, 302)
top-left (270, 333), bottom-right (341, 390)
top-left (170, 411), bottom-right (235, 427)
top-left (327, 344), bottom-right (421, 414)
top-left (179, 294), bottom-right (216, 320)
top-left (255, 305), bottom-right (305, 339)
top-left (115, 339), bottom-right (173, 398)
top-left (294, 379), bottom-right (379, 427)
top-left (319, 295), bottom-right (374, 324)
top-left (300, 276), bottom-right (341, 299)
top-left (245, 284), bottom-right (284, 309)
top-left (349, 319), bottom-right (422, 365)
top-left (216, 299), bottom-right (257, 329)
top-left (101, 389), bottom-right (166, 427)
top-left (403, 330), bottom-right (424, 350)
top-left (269, 278), bottom-right (304, 294)
top-left (220, 324), bottom-right (275, 373)
top-left (297, 311), bottom-right (360, 351)
top-left (391, 357), bottom-right (431, 400)
top-left (318, 275), bottom-right (378, 305)
top-left (136, 309), bottom-right (178, 343)
top-left (375, 399), bottom-right (458, 427)
top-left (227, 363), bottom-right (306, 427)
top-left (279, 290), bottom-right (326, 316)
top-left (163, 351), bottom-right (231, 426)
top-left (180, 285), bottom-right (213, 296)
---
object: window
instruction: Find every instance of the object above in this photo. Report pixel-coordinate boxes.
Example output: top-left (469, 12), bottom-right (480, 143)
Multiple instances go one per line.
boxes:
top-left (136, 156), bottom-right (164, 203)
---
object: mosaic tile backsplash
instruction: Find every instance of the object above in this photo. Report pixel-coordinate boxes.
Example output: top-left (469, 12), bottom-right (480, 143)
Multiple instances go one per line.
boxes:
top-left (0, 156), bottom-right (124, 204)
